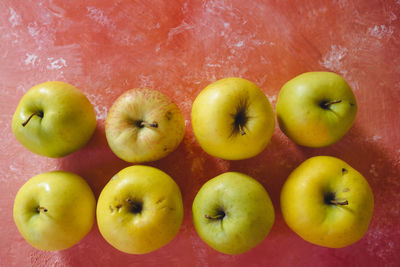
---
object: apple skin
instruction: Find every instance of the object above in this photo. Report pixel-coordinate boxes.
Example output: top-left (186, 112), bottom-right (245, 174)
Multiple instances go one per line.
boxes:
top-left (13, 171), bottom-right (96, 251)
top-left (96, 165), bottom-right (183, 254)
top-left (105, 88), bottom-right (185, 163)
top-left (192, 172), bottom-right (275, 255)
top-left (191, 77), bottom-right (275, 160)
top-left (276, 72), bottom-right (357, 147)
top-left (12, 81), bottom-right (96, 157)
top-left (280, 156), bottom-right (374, 248)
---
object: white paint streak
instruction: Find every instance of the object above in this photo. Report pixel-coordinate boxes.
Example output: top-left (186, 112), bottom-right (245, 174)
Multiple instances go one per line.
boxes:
top-left (46, 57), bottom-right (67, 70)
top-left (28, 22), bottom-right (40, 37)
top-left (389, 12), bottom-right (397, 22)
top-left (319, 45), bottom-right (348, 74)
top-left (266, 94), bottom-right (277, 104)
top-left (206, 63), bottom-right (221, 67)
top-left (25, 53), bottom-right (38, 65)
top-left (373, 135), bottom-right (382, 141)
top-left (234, 40), bottom-right (244, 47)
top-left (9, 163), bottom-right (18, 172)
top-left (365, 135), bottom-right (383, 143)
top-left (368, 25), bottom-right (394, 39)
top-left (94, 105), bottom-right (108, 120)
top-left (369, 164), bottom-right (379, 177)
top-left (139, 74), bottom-right (155, 88)
top-left (87, 6), bottom-right (116, 30)
top-left (167, 21), bottom-right (193, 42)
top-left (9, 7), bottom-right (22, 27)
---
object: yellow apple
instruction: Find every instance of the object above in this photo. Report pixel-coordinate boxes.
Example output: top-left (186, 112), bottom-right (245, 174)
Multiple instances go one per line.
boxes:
top-left (280, 156), bottom-right (374, 248)
top-left (105, 88), bottom-right (185, 163)
top-left (191, 77), bottom-right (275, 160)
top-left (96, 165), bottom-right (183, 254)
top-left (13, 171), bottom-right (96, 251)
top-left (12, 81), bottom-right (96, 157)
top-left (192, 172), bottom-right (275, 254)
top-left (276, 72), bottom-right (357, 147)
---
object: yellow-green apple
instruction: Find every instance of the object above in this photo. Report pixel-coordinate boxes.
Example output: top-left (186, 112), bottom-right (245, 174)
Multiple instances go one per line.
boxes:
top-left (13, 171), bottom-right (96, 251)
top-left (192, 172), bottom-right (275, 254)
top-left (191, 77), bottom-right (275, 160)
top-left (12, 81), bottom-right (96, 157)
top-left (280, 156), bottom-right (374, 248)
top-left (276, 72), bottom-right (357, 147)
top-left (105, 89), bottom-right (185, 163)
top-left (96, 165), bottom-right (183, 254)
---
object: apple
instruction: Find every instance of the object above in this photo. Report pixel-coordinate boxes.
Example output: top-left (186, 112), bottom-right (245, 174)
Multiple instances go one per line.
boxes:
top-left (12, 81), bottom-right (96, 157)
top-left (192, 172), bottom-right (275, 254)
top-left (276, 72), bottom-right (357, 147)
top-left (13, 171), bottom-right (96, 251)
top-left (105, 88), bottom-right (185, 163)
top-left (96, 165), bottom-right (183, 254)
top-left (191, 77), bottom-right (275, 160)
top-left (280, 156), bottom-right (374, 248)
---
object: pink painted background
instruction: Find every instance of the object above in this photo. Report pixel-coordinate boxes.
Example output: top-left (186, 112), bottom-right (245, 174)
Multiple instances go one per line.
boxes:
top-left (1, 0), bottom-right (399, 266)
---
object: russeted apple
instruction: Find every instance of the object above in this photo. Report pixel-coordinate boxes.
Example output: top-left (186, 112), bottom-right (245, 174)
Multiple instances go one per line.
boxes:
top-left (276, 72), bottom-right (357, 147)
top-left (12, 81), bottom-right (96, 157)
top-left (280, 156), bottom-right (374, 248)
top-left (13, 171), bottom-right (96, 251)
top-left (191, 77), bottom-right (275, 160)
top-left (192, 172), bottom-right (275, 254)
top-left (105, 88), bottom-right (185, 163)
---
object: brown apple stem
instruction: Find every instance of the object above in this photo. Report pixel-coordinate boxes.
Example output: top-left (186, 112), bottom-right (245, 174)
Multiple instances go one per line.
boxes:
top-left (238, 125), bottom-right (246, 135)
top-left (22, 112), bottom-right (42, 127)
top-left (330, 199), bottom-right (349, 206)
top-left (140, 121), bottom-right (158, 128)
top-left (205, 214), bottom-right (224, 220)
top-left (322, 100), bottom-right (342, 108)
top-left (37, 206), bottom-right (48, 212)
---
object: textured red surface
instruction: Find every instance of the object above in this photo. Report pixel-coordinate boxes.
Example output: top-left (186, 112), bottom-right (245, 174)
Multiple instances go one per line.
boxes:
top-left (1, 0), bottom-right (400, 266)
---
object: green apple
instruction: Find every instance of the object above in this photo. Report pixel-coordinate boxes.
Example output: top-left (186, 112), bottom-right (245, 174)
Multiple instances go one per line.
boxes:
top-left (96, 165), bottom-right (183, 254)
top-left (13, 171), bottom-right (96, 251)
top-left (276, 72), bottom-right (357, 147)
top-left (105, 88), bottom-right (185, 163)
top-left (280, 156), bottom-right (374, 248)
top-left (12, 81), bottom-right (97, 157)
top-left (191, 77), bottom-right (275, 160)
top-left (192, 172), bottom-right (275, 254)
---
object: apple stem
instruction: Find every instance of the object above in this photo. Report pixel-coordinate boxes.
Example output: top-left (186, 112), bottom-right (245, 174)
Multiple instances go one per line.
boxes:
top-left (37, 206), bottom-right (48, 212)
top-left (330, 199), bottom-right (349, 206)
top-left (22, 111), bottom-right (42, 127)
top-left (322, 100), bottom-right (342, 108)
top-left (205, 214), bottom-right (224, 220)
top-left (238, 125), bottom-right (246, 135)
top-left (140, 121), bottom-right (158, 128)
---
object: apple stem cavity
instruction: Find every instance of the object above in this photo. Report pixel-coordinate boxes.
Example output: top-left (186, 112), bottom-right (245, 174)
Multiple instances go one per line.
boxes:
top-left (37, 206), bottom-right (48, 213)
top-left (320, 100), bottom-right (342, 109)
top-left (232, 102), bottom-right (249, 136)
top-left (22, 111), bottom-right (43, 127)
top-left (125, 198), bottom-right (143, 214)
